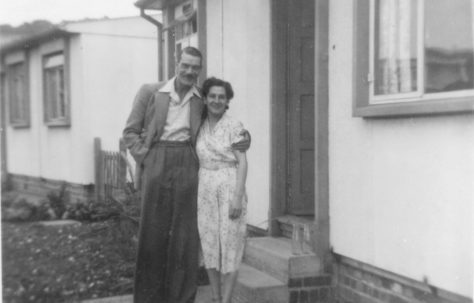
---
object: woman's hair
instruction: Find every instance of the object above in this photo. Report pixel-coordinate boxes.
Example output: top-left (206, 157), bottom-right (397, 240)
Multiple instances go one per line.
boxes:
top-left (201, 77), bottom-right (234, 100)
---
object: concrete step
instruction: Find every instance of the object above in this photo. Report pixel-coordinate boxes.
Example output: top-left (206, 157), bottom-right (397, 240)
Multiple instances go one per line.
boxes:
top-left (232, 263), bottom-right (288, 303)
top-left (244, 237), bottom-right (322, 283)
top-left (81, 285), bottom-right (213, 303)
top-left (277, 215), bottom-right (314, 238)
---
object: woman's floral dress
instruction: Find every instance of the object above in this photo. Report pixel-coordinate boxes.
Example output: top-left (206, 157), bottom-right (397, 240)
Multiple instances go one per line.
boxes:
top-left (196, 113), bottom-right (247, 274)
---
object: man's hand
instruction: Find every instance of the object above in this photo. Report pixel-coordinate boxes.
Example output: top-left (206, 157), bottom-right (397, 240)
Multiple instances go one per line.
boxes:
top-left (231, 130), bottom-right (251, 152)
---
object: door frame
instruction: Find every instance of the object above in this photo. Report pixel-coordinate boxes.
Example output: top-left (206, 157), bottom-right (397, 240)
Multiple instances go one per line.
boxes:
top-left (0, 71), bottom-right (7, 186)
top-left (269, 0), bottom-right (330, 264)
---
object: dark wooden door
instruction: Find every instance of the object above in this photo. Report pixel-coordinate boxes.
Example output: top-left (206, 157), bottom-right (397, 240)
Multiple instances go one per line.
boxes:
top-left (287, 0), bottom-right (315, 215)
top-left (0, 73), bottom-right (6, 183)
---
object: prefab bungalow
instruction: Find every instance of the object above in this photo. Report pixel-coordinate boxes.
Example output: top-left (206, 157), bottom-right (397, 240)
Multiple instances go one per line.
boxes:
top-left (1, 16), bottom-right (159, 202)
top-left (134, 0), bottom-right (473, 302)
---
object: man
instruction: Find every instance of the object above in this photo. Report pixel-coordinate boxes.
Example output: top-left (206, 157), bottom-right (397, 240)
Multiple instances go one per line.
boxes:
top-left (123, 47), bottom-right (248, 303)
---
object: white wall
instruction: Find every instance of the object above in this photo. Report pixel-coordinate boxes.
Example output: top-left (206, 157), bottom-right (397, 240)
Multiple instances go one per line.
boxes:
top-left (36, 36), bottom-right (85, 184)
top-left (206, 0), bottom-right (271, 229)
top-left (6, 41), bottom-right (85, 182)
top-left (329, 0), bottom-right (473, 297)
top-left (6, 17), bottom-right (158, 185)
top-left (72, 29), bottom-right (158, 183)
top-left (6, 50), bottom-right (42, 177)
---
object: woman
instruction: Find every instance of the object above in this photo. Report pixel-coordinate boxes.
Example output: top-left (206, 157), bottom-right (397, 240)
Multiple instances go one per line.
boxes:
top-left (196, 77), bottom-right (248, 303)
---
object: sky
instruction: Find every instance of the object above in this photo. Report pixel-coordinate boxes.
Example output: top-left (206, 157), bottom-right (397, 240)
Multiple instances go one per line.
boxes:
top-left (0, 0), bottom-right (140, 26)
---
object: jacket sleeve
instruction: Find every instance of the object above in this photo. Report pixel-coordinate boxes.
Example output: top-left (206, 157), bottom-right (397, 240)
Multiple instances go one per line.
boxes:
top-left (122, 84), bottom-right (154, 165)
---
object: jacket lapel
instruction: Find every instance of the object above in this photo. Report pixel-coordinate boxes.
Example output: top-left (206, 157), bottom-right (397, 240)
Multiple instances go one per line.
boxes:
top-left (190, 95), bottom-right (204, 145)
top-left (145, 91), bottom-right (169, 147)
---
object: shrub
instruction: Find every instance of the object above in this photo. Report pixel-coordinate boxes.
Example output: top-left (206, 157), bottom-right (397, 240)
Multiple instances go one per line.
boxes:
top-left (3, 198), bottom-right (52, 222)
top-left (105, 189), bottom-right (141, 260)
top-left (64, 185), bottom-right (140, 225)
top-left (64, 201), bottom-right (98, 222)
top-left (47, 183), bottom-right (69, 219)
top-left (30, 199), bottom-right (54, 221)
top-left (1, 192), bottom-right (18, 211)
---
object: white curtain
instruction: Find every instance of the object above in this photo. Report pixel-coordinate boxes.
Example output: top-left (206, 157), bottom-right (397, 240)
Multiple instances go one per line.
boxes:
top-left (376, 0), bottom-right (415, 94)
top-left (471, 1), bottom-right (474, 90)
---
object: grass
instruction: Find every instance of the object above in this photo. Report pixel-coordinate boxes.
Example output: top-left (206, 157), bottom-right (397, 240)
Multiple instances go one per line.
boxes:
top-left (2, 220), bottom-right (136, 303)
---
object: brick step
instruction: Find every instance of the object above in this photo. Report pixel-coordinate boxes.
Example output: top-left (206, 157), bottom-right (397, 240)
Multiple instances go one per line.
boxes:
top-left (232, 263), bottom-right (288, 303)
top-left (243, 237), bottom-right (322, 283)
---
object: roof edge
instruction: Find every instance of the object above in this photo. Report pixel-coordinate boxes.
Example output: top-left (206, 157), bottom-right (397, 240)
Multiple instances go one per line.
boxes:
top-left (0, 28), bottom-right (72, 54)
top-left (134, 0), bottom-right (188, 10)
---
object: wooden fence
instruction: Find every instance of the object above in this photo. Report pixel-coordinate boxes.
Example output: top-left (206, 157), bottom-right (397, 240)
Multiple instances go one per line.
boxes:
top-left (94, 137), bottom-right (133, 202)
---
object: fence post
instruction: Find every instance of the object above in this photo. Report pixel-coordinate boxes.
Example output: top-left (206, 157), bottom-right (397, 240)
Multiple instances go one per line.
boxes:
top-left (94, 137), bottom-right (103, 203)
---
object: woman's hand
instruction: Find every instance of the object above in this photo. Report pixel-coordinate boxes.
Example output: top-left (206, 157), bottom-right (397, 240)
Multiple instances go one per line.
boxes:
top-left (229, 197), bottom-right (242, 219)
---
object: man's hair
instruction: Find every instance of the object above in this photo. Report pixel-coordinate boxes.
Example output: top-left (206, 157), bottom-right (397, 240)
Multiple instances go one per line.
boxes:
top-left (179, 46), bottom-right (203, 64)
top-left (201, 77), bottom-right (234, 100)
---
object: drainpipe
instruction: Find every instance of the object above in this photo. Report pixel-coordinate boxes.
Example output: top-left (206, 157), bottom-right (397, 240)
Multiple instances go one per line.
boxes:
top-left (140, 8), bottom-right (164, 81)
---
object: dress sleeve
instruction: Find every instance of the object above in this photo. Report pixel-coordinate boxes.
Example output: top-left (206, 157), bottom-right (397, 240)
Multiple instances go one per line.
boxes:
top-left (229, 119), bottom-right (245, 145)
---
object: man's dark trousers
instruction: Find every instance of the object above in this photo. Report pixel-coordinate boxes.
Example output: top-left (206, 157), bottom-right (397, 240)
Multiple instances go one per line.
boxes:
top-left (134, 141), bottom-right (199, 303)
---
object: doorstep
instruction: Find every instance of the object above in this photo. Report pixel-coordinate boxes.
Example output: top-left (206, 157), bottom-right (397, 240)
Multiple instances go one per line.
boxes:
top-left (81, 294), bottom-right (132, 303)
top-left (81, 285), bottom-right (212, 303)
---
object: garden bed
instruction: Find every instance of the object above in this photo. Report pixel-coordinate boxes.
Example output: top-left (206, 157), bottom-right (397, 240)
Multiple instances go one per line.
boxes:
top-left (2, 188), bottom-right (209, 303)
top-left (2, 220), bottom-right (136, 303)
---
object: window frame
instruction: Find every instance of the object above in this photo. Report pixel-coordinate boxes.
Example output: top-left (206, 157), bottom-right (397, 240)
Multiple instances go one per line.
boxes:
top-left (41, 39), bottom-right (71, 127)
top-left (5, 52), bottom-right (30, 128)
top-left (353, 0), bottom-right (474, 117)
top-left (163, 0), bottom-right (202, 80)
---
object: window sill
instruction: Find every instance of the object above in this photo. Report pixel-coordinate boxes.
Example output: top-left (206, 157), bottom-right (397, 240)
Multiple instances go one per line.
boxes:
top-left (45, 120), bottom-right (71, 127)
top-left (10, 122), bottom-right (30, 129)
top-left (354, 96), bottom-right (474, 118)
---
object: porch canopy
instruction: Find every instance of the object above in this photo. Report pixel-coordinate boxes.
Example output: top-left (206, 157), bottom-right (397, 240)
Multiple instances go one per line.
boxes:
top-left (134, 0), bottom-right (187, 10)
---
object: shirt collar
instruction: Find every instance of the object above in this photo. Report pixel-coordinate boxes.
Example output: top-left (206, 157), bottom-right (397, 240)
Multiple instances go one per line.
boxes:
top-left (159, 77), bottom-right (201, 99)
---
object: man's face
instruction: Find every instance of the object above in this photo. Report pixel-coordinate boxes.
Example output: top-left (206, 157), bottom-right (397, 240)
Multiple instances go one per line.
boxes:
top-left (176, 53), bottom-right (202, 88)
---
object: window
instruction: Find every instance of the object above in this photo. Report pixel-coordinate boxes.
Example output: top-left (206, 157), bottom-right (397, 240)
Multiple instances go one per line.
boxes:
top-left (164, 0), bottom-right (199, 78)
top-left (174, 13), bottom-right (197, 42)
top-left (354, 0), bottom-right (474, 117)
top-left (43, 52), bottom-right (70, 126)
top-left (174, 12), bottom-right (198, 64)
top-left (7, 61), bottom-right (30, 127)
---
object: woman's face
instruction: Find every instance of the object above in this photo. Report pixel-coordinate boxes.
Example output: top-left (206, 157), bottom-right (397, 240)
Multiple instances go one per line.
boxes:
top-left (205, 86), bottom-right (229, 117)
